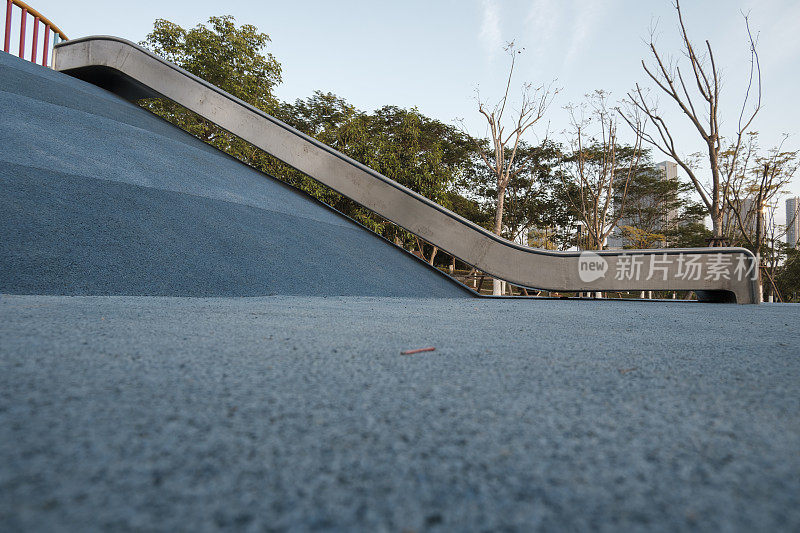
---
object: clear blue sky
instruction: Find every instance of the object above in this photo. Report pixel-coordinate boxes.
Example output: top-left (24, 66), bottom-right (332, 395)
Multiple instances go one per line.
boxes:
top-left (28, 0), bottom-right (800, 204)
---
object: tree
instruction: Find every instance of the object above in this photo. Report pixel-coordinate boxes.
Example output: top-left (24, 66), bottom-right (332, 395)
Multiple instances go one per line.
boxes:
top-left (759, 206), bottom-right (788, 302)
top-left (279, 93), bottom-right (477, 261)
top-left (465, 41), bottom-right (557, 294)
top-left (140, 16), bottom-right (282, 153)
top-left (363, 105), bottom-right (472, 263)
top-left (623, 0), bottom-right (761, 245)
top-left (453, 138), bottom-right (575, 292)
top-left (721, 132), bottom-right (799, 300)
top-left (616, 160), bottom-right (706, 249)
top-left (561, 91), bottom-right (644, 251)
top-left (459, 140), bottom-right (570, 244)
top-left (776, 247), bottom-right (800, 302)
top-left (661, 203), bottom-right (711, 248)
top-left (496, 141), bottom-right (571, 246)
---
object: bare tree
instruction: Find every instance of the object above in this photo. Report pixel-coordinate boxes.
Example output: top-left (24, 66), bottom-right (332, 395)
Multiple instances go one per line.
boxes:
top-left (623, 0), bottom-right (761, 246)
top-left (562, 91), bottom-right (644, 251)
top-left (762, 205), bottom-right (786, 302)
top-left (465, 41), bottom-right (558, 294)
top-left (722, 133), bottom-right (799, 300)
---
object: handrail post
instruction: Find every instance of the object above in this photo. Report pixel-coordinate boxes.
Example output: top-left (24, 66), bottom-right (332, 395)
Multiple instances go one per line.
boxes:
top-left (31, 15), bottom-right (37, 62)
top-left (3, 0), bottom-right (11, 53)
top-left (41, 23), bottom-right (48, 65)
top-left (17, 5), bottom-right (24, 58)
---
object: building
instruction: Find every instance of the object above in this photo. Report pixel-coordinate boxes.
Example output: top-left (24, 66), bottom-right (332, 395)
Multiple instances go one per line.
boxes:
top-left (656, 161), bottom-right (681, 225)
top-left (787, 197), bottom-right (800, 248)
top-left (725, 196), bottom-right (764, 240)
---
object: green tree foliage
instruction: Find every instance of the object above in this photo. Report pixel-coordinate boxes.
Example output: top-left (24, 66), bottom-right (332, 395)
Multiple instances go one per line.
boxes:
top-left (776, 247), bottom-right (800, 302)
top-left (277, 93), bottom-right (476, 241)
top-left (272, 92), bottom-right (383, 232)
top-left (666, 202), bottom-right (711, 248)
top-left (505, 144), bottom-right (572, 246)
top-left (360, 106), bottom-right (472, 207)
top-left (617, 161), bottom-right (708, 248)
top-left (140, 16), bottom-right (282, 153)
top-left (144, 16), bottom-right (281, 108)
top-left (461, 140), bottom-right (574, 246)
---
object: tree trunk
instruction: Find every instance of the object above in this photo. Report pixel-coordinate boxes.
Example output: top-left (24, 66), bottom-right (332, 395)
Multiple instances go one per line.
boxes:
top-left (492, 185), bottom-right (507, 295)
top-left (428, 246), bottom-right (438, 265)
top-left (755, 251), bottom-right (764, 304)
top-left (708, 207), bottom-right (726, 246)
top-left (493, 184), bottom-right (507, 236)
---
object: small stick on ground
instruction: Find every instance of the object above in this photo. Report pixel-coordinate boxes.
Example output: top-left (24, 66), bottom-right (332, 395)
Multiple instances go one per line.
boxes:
top-left (401, 347), bottom-right (436, 355)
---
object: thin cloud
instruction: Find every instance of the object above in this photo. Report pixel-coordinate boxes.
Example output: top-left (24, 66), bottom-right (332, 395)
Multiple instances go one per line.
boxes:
top-left (750, 0), bottom-right (800, 66)
top-left (526, 0), bottom-right (560, 53)
top-left (480, 0), bottom-right (502, 59)
top-left (564, 0), bottom-right (608, 67)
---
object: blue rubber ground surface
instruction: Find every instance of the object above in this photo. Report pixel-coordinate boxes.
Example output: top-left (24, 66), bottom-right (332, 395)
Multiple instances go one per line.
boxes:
top-left (0, 52), bottom-right (466, 297)
top-left (1, 295), bottom-right (798, 531)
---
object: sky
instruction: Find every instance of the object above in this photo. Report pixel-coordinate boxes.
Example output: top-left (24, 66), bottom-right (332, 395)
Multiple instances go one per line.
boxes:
top-left (19, 0), bottom-right (800, 207)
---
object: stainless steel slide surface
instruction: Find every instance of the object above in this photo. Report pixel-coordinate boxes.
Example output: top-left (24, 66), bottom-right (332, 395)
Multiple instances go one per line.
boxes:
top-left (53, 36), bottom-right (760, 303)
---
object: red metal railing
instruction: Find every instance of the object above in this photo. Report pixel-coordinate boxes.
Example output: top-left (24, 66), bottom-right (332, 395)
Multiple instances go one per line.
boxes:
top-left (3, 0), bottom-right (67, 67)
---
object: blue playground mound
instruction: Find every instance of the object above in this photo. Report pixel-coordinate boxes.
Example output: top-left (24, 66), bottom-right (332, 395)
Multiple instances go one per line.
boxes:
top-left (0, 52), bottom-right (468, 298)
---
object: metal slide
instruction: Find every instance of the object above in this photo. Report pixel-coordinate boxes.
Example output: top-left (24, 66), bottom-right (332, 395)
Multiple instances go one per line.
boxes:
top-left (53, 36), bottom-right (760, 304)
